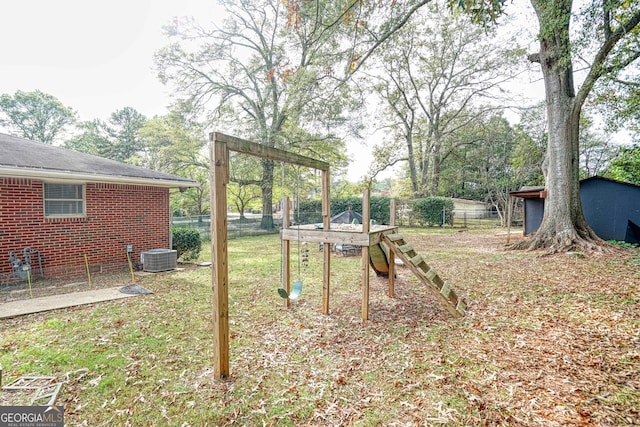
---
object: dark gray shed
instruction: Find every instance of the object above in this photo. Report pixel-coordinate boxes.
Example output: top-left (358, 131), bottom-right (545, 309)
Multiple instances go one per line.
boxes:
top-left (509, 186), bottom-right (546, 236)
top-left (580, 176), bottom-right (640, 243)
top-left (511, 176), bottom-right (640, 243)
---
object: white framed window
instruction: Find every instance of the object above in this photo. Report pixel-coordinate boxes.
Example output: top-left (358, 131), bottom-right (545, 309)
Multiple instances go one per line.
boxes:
top-left (44, 183), bottom-right (85, 217)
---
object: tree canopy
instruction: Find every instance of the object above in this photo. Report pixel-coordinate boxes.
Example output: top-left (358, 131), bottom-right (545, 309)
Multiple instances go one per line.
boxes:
top-left (0, 90), bottom-right (76, 144)
top-left (155, 0), bottom-right (352, 228)
top-left (364, 2), bottom-right (524, 196)
top-left (605, 144), bottom-right (640, 185)
top-left (65, 107), bottom-right (147, 163)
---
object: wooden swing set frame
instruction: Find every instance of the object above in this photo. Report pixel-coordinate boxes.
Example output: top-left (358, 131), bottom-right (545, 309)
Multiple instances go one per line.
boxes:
top-left (210, 132), bottom-right (398, 378)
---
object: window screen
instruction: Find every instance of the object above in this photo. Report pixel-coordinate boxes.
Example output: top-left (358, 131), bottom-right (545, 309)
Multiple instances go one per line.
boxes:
top-left (44, 183), bottom-right (85, 216)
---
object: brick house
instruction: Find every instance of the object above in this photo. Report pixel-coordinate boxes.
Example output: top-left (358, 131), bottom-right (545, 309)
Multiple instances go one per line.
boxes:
top-left (0, 133), bottom-right (198, 280)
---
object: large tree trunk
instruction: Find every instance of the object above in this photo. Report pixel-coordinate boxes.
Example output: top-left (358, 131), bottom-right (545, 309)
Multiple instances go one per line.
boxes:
top-left (260, 159), bottom-right (275, 230)
top-left (406, 133), bottom-right (420, 196)
top-left (514, 4), bottom-right (602, 252)
top-left (429, 141), bottom-right (441, 196)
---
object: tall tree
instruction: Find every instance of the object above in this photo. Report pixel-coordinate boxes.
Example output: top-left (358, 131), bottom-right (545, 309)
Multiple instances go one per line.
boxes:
top-left (523, 0), bottom-right (639, 250)
top-left (438, 113), bottom-right (544, 223)
top-left (228, 155), bottom-right (263, 219)
top-left (104, 107), bottom-right (147, 163)
top-left (65, 107), bottom-right (147, 163)
top-left (64, 119), bottom-right (110, 156)
top-left (138, 111), bottom-right (210, 216)
top-left (155, 0), bottom-right (350, 229)
top-left (0, 90), bottom-right (76, 144)
top-left (365, 2), bottom-right (523, 196)
top-left (454, 0), bottom-right (640, 251)
top-left (578, 113), bottom-right (617, 177)
top-left (605, 144), bottom-right (640, 185)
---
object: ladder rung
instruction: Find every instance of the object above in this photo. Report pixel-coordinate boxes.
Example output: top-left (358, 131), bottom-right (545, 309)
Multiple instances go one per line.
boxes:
top-left (417, 262), bottom-right (431, 273)
top-left (440, 282), bottom-right (452, 299)
top-left (442, 284), bottom-right (458, 305)
top-left (456, 299), bottom-right (467, 315)
top-left (440, 283), bottom-right (458, 304)
top-left (425, 268), bottom-right (443, 287)
top-left (385, 233), bottom-right (404, 242)
top-left (410, 254), bottom-right (424, 266)
top-left (398, 244), bottom-right (413, 253)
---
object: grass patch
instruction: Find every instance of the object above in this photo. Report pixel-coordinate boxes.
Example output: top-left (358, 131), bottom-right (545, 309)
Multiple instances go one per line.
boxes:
top-left (1, 230), bottom-right (639, 425)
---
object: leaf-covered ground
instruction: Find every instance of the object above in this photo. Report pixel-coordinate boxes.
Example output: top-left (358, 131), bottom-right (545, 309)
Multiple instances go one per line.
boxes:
top-left (1, 229), bottom-right (638, 426)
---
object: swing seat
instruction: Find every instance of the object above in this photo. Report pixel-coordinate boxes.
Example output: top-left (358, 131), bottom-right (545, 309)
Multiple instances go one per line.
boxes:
top-left (278, 279), bottom-right (303, 300)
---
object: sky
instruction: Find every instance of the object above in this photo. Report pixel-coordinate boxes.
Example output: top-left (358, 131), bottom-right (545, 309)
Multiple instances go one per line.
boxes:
top-left (1, 1), bottom-right (553, 182)
top-left (1, 0), bottom-right (217, 120)
top-left (0, 0), bottom-right (378, 181)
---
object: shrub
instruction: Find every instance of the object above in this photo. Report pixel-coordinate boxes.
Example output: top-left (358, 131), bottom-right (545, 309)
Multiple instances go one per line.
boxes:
top-left (412, 197), bottom-right (454, 226)
top-left (172, 228), bottom-right (202, 261)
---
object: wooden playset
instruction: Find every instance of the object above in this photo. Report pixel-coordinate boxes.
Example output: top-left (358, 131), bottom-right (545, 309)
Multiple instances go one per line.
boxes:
top-left (209, 132), bottom-right (466, 378)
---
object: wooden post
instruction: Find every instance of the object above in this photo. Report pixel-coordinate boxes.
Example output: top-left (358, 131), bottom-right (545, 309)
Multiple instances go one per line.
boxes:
top-left (210, 135), bottom-right (230, 378)
top-left (361, 187), bottom-right (371, 320)
top-left (506, 194), bottom-right (512, 244)
top-left (282, 196), bottom-right (291, 308)
top-left (388, 199), bottom-right (396, 298)
top-left (321, 169), bottom-right (331, 314)
top-left (208, 132), bottom-right (330, 378)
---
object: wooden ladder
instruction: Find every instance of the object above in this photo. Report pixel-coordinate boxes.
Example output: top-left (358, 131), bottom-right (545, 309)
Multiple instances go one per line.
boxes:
top-left (382, 233), bottom-right (467, 318)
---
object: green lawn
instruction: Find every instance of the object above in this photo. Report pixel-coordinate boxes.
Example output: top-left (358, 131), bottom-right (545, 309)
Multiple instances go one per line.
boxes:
top-left (1, 229), bottom-right (638, 425)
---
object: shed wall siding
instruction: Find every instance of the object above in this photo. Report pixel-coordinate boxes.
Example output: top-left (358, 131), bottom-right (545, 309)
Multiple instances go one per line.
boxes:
top-left (581, 179), bottom-right (640, 242)
top-left (0, 178), bottom-right (170, 279)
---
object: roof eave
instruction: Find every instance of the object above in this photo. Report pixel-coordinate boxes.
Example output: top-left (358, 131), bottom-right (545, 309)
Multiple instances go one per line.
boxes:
top-left (0, 167), bottom-right (199, 188)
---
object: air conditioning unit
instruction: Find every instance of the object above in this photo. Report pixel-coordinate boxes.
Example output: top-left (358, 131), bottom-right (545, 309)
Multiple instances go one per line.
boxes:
top-left (141, 249), bottom-right (177, 272)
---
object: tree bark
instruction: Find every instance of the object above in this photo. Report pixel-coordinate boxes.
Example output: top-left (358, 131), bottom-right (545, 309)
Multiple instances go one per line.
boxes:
top-left (406, 133), bottom-right (420, 196)
top-left (260, 159), bottom-right (275, 230)
top-left (429, 137), bottom-right (442, 196)
top-left (513, 2), bottom-right (603, 251)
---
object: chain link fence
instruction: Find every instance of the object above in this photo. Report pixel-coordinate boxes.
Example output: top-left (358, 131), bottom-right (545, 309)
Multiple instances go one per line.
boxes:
top-left (172, 214), bottom-right (283, 241)
top-left (173, 205), bottom-right (523, 242)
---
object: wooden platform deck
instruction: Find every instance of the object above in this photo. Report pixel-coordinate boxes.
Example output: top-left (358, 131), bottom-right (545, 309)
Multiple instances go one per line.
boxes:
top-left (281, 223), bottom-right (398, 246)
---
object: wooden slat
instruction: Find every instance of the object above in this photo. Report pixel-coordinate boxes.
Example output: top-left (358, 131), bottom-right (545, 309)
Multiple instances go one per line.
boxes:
top-left (398, 244), bottom-right (414, 253)
top-left (361, 188), bottom-right (371, 321)
top-left (425, 268), bottom-right (438, 282)
top-left (322, 169), bottom-right (331, 315)
top-left (281, 228), bottom-right (372, 245)
top-left (387, 198), bottom-right (396, 301)
top-left (362, 245), bottom-right (370, 320)
top-left (440, 283), bottom-right (458, 305)
top-left (440, 283), bottom-right (452, 300)
top-left (388, 247), bottom-right (395, 298)
top-left (385, 233), bottom-right (404, 242)
top-left (410, 254), bottom-right (424, 266)
top-left (213, 132), bottom-right (329, 171)
top-left (322, 169), bottom-right (331, 220)
top-left (211, 139), bottom-right (230, 378)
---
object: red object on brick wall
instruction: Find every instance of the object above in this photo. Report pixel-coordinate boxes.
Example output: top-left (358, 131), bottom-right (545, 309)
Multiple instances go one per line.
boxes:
top-left (0, 179), bottom-right (170, 279)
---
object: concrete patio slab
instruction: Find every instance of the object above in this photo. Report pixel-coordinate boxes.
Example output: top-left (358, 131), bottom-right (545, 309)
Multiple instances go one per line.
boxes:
top-left (0, 287), bottom-right (146, 319)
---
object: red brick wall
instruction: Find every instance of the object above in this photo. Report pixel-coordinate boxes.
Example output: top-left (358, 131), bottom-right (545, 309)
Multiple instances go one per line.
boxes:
top-left (0, 178), bottom-right (170, 279)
